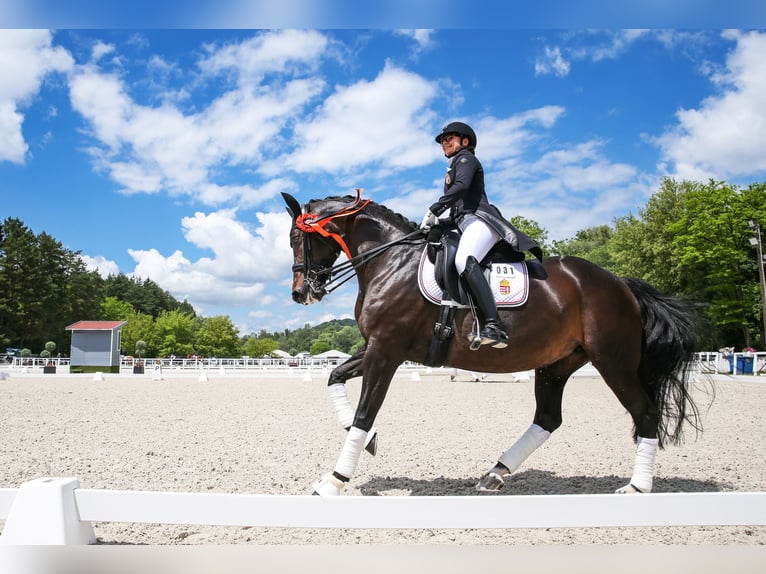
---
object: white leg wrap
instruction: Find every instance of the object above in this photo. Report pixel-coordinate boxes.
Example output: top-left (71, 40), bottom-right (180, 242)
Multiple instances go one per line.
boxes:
top-left (334, 426), bottom-right (367, 478)
top-left (328, 383), bottom-right (355, 428)
top-left (628, 436), bottom-right (659, 493)
top-left (312, 472), bottom-right (346, 496)
top-left (498, 423), bottom-right (551, 474)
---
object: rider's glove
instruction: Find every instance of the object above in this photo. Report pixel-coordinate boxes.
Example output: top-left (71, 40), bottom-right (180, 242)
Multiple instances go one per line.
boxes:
top-left (419, 210), bottom-right (437, 230)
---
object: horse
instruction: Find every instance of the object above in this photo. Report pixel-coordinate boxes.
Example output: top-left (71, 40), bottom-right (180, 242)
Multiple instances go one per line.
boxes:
top-left (282, 191), bottom-right (701, 496)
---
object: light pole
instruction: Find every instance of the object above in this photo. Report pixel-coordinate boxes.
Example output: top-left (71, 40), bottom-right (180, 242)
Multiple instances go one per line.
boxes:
top-left (748, 220), bottom-right (766, 348)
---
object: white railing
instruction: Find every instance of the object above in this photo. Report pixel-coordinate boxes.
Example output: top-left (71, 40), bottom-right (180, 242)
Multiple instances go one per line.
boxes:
top-left (5, 352), bottom-right (765, 376)
top-left (7, 357), bottom-right (70, 368)
top-left (694, 351), bottom-right (766, 375)
top-left (0, 477), bottom-right (764, 546)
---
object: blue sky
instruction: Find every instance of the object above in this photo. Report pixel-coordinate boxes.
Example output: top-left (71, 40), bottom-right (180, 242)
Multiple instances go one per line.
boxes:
top-left (2, 8), bottom-right (766, 335)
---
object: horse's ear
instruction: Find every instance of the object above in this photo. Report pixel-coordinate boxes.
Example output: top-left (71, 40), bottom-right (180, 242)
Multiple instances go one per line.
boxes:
top-left (281, 192), bottom-right (302, 220)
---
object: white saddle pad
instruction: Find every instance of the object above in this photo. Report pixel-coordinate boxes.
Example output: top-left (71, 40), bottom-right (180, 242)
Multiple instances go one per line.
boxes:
top-left (417, 248), bottom-right (530, 307)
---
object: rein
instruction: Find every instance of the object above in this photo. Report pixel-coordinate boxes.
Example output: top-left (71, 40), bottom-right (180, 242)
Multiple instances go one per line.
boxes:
top-left (320, 229), bottom-right (424, 294)
top-left (293, 189), bottom-right (424, 295)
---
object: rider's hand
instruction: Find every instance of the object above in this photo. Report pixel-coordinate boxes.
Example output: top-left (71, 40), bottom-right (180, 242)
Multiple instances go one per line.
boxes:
top-left (420, 210), bottom-right (437, 230)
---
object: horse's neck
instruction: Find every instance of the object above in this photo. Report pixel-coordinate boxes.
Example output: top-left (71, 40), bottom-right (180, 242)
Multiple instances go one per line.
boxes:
top-left (347, 215), bottom-right (420, 280)
top-left (347, 214), bottom-right (411, 254)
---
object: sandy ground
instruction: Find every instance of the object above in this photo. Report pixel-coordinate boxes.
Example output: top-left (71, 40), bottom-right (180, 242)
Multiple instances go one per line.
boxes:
top-left (0, 367), bottom-right (765, 547)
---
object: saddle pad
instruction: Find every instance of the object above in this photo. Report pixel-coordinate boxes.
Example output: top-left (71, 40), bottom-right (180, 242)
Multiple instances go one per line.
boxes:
top-left (417, 248), bottom-right (529, 307)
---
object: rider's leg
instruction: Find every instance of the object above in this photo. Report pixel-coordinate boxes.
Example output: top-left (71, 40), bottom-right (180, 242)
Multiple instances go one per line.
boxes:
top-left (456, 217), bottom-right (507, 348)
top-left (461, 255), bottom-right (509, 348)
top-left (455, 215), bottom-right (499, 275)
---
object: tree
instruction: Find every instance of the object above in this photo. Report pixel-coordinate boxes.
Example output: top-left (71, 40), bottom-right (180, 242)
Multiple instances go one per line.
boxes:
top-left (551, 225), bottom-right (614, 269)
top-left (609, 178), bottom-right (691, 294)
top-left (0, 218), bottom-right (103, 351)
top-left (244, 337), bottom-right (280, 358)
top-left (152, 310), bottom-right (196, 357)
top-left (103, 274), bottom-right (190, 318)
top-left (509, 215), bottom-right (551, 256)
top-left (121, 311), bottom-right (155, 357)
top-left (100, 297), bottom-right (135, 321)
top-left (310, 337), bottom-right (332, 355)
top-left (669, 180), bottom-right (766, 348)
top-left (194, 315), bottom-right (241, 357)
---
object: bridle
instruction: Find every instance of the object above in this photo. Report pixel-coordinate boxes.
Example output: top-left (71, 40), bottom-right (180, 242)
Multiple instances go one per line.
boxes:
top-left (286, 189), bottom-right (424, 297)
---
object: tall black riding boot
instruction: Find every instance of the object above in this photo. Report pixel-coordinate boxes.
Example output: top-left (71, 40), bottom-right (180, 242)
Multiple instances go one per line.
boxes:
top-left (461, 256), bottom-right (509, 349)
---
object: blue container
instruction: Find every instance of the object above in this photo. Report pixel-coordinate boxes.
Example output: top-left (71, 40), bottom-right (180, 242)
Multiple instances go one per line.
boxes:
top-left (727, 355), bottom-right (733, 373)
top-left (736, 355), bottom-right (754, 374)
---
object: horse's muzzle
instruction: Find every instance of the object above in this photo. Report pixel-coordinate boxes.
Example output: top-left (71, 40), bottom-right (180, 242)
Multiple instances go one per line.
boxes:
top-left (292, 286), bottom-right (324, 305)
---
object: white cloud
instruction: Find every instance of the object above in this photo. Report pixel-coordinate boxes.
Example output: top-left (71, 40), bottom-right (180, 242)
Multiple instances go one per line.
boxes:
top-left (536, 30), bottom-right (652, 78)
top-left (68, 31), bottom-right (327, 206)
top-left (80, 254), bottom-right (120, 277)
top-left (283, 62), bottom-right (439, 174)
top-left (126, 209), bottom-right (293, 312)
top-left (0, 29), bottom-right (73, 164)
top-left (534, 46), bottom-right (570, 77)
top-left (197, 29), bottom-right (328, 86)
top-left (488, 136), bottom-right (649, 241)
top-left (585, 29), bottom-right (649, 62)
top-left (394, 29), bottom-right (435, 51)
top-left (473, 107), bottom-right (566, 165)
top-left (91, 40), bottom-right (115, 63)
top-left (654, 30), bottom-right (766, 182)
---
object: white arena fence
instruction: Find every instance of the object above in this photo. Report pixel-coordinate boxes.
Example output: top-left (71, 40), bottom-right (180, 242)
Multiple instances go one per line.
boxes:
top-left (694, 350), bottom-right (766, 375)
top-left (6, 351), bottom-right (766, 376)
top-left (0, 477), bottom-right (765, 545)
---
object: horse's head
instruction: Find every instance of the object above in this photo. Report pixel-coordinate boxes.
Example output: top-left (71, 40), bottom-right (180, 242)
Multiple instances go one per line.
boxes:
top-left (282, 192), bottom-right (353, 305)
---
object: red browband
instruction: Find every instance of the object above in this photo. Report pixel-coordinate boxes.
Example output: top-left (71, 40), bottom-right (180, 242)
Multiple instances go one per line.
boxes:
top-left (295, 188), bottom-right (370, 260)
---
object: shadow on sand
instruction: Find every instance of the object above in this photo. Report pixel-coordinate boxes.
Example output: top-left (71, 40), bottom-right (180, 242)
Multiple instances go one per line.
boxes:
top-left (358, 469), bottom-right (727, 496)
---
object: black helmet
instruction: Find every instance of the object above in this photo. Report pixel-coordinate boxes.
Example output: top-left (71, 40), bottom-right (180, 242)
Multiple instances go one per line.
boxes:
top-left (435, 121), bottom-right (477, 150)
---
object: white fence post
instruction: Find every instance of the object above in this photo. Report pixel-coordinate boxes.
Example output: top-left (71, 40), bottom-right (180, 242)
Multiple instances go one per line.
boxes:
top-left (0, 478), bottom-right (95, 545)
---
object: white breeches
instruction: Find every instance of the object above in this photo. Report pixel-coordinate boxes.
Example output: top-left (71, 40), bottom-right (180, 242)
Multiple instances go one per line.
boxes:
top-left (455, 215), bottom-right (501, 274)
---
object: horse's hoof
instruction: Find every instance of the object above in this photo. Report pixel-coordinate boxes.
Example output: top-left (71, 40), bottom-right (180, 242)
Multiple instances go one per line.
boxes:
top-left (476, 471), bottom-right (506, 492)
top-left (615, 483), bottom-right (647, 494)
top-left (312, 472), bottom-right (346, 496)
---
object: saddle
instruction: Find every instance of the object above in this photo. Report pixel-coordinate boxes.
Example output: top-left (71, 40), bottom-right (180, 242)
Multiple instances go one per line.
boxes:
top-left (420, 224), bottom-right (547, 366)
top-left (425, 225), bottom-right (527, 305)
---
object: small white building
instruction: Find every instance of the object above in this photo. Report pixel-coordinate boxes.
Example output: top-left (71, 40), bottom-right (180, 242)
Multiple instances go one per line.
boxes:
top-left (66, 320), bottom-right (127, 373)
top-left (312, 349), bottom-right (352, 365)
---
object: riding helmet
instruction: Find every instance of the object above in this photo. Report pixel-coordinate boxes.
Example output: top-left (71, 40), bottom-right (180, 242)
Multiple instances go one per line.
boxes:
top-left (435, 121), bottom-right (477, 150)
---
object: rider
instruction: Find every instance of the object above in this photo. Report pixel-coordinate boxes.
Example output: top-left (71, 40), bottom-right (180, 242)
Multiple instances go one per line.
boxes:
top-left (420, 121), bottom-right (509, 349)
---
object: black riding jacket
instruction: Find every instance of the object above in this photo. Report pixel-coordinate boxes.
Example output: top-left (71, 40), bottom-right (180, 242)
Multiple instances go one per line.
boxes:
top-left (429, 147), bottom-right (490, 222)
top-left (428, 147), bottom-right (543, 261)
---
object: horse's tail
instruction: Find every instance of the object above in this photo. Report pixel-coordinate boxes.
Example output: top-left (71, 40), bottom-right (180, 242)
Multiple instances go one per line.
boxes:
top-left (622, 277), bottom-right (702, 447)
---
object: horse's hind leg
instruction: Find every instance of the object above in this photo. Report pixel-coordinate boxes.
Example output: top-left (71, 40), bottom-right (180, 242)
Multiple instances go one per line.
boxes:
top-left (477, 353), bottom-right (584, 492)
top-left (594, 360), bottom-right (659, 494)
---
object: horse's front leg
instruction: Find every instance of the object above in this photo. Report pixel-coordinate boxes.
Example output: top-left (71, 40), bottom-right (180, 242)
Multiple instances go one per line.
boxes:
top-left (313, 344), bottom-right (399, 496)
top-left (326, 346), bottom-right (378, 456)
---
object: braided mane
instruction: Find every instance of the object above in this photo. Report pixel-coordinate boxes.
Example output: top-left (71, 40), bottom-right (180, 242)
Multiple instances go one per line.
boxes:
top-left (307, 195), bottom-right (418, 233)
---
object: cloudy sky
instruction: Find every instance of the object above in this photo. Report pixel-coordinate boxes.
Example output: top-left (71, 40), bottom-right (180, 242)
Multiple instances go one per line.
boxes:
top-left (2, 6), bottom-right (766, 335)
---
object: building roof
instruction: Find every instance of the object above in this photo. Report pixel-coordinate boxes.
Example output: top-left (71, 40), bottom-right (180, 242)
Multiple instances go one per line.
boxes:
top-left (313, 349), bottom-right (352, 359)
top-left (65, 320), bottom-right (127, 331)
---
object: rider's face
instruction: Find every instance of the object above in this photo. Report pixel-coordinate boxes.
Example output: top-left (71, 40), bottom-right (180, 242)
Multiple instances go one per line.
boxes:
top-left (441, 133), bottom-right (464, 158)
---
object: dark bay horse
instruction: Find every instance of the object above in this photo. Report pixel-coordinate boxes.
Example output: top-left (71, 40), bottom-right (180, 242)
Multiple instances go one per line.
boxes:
top-left (282, 192), bottom-right (701, 496)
